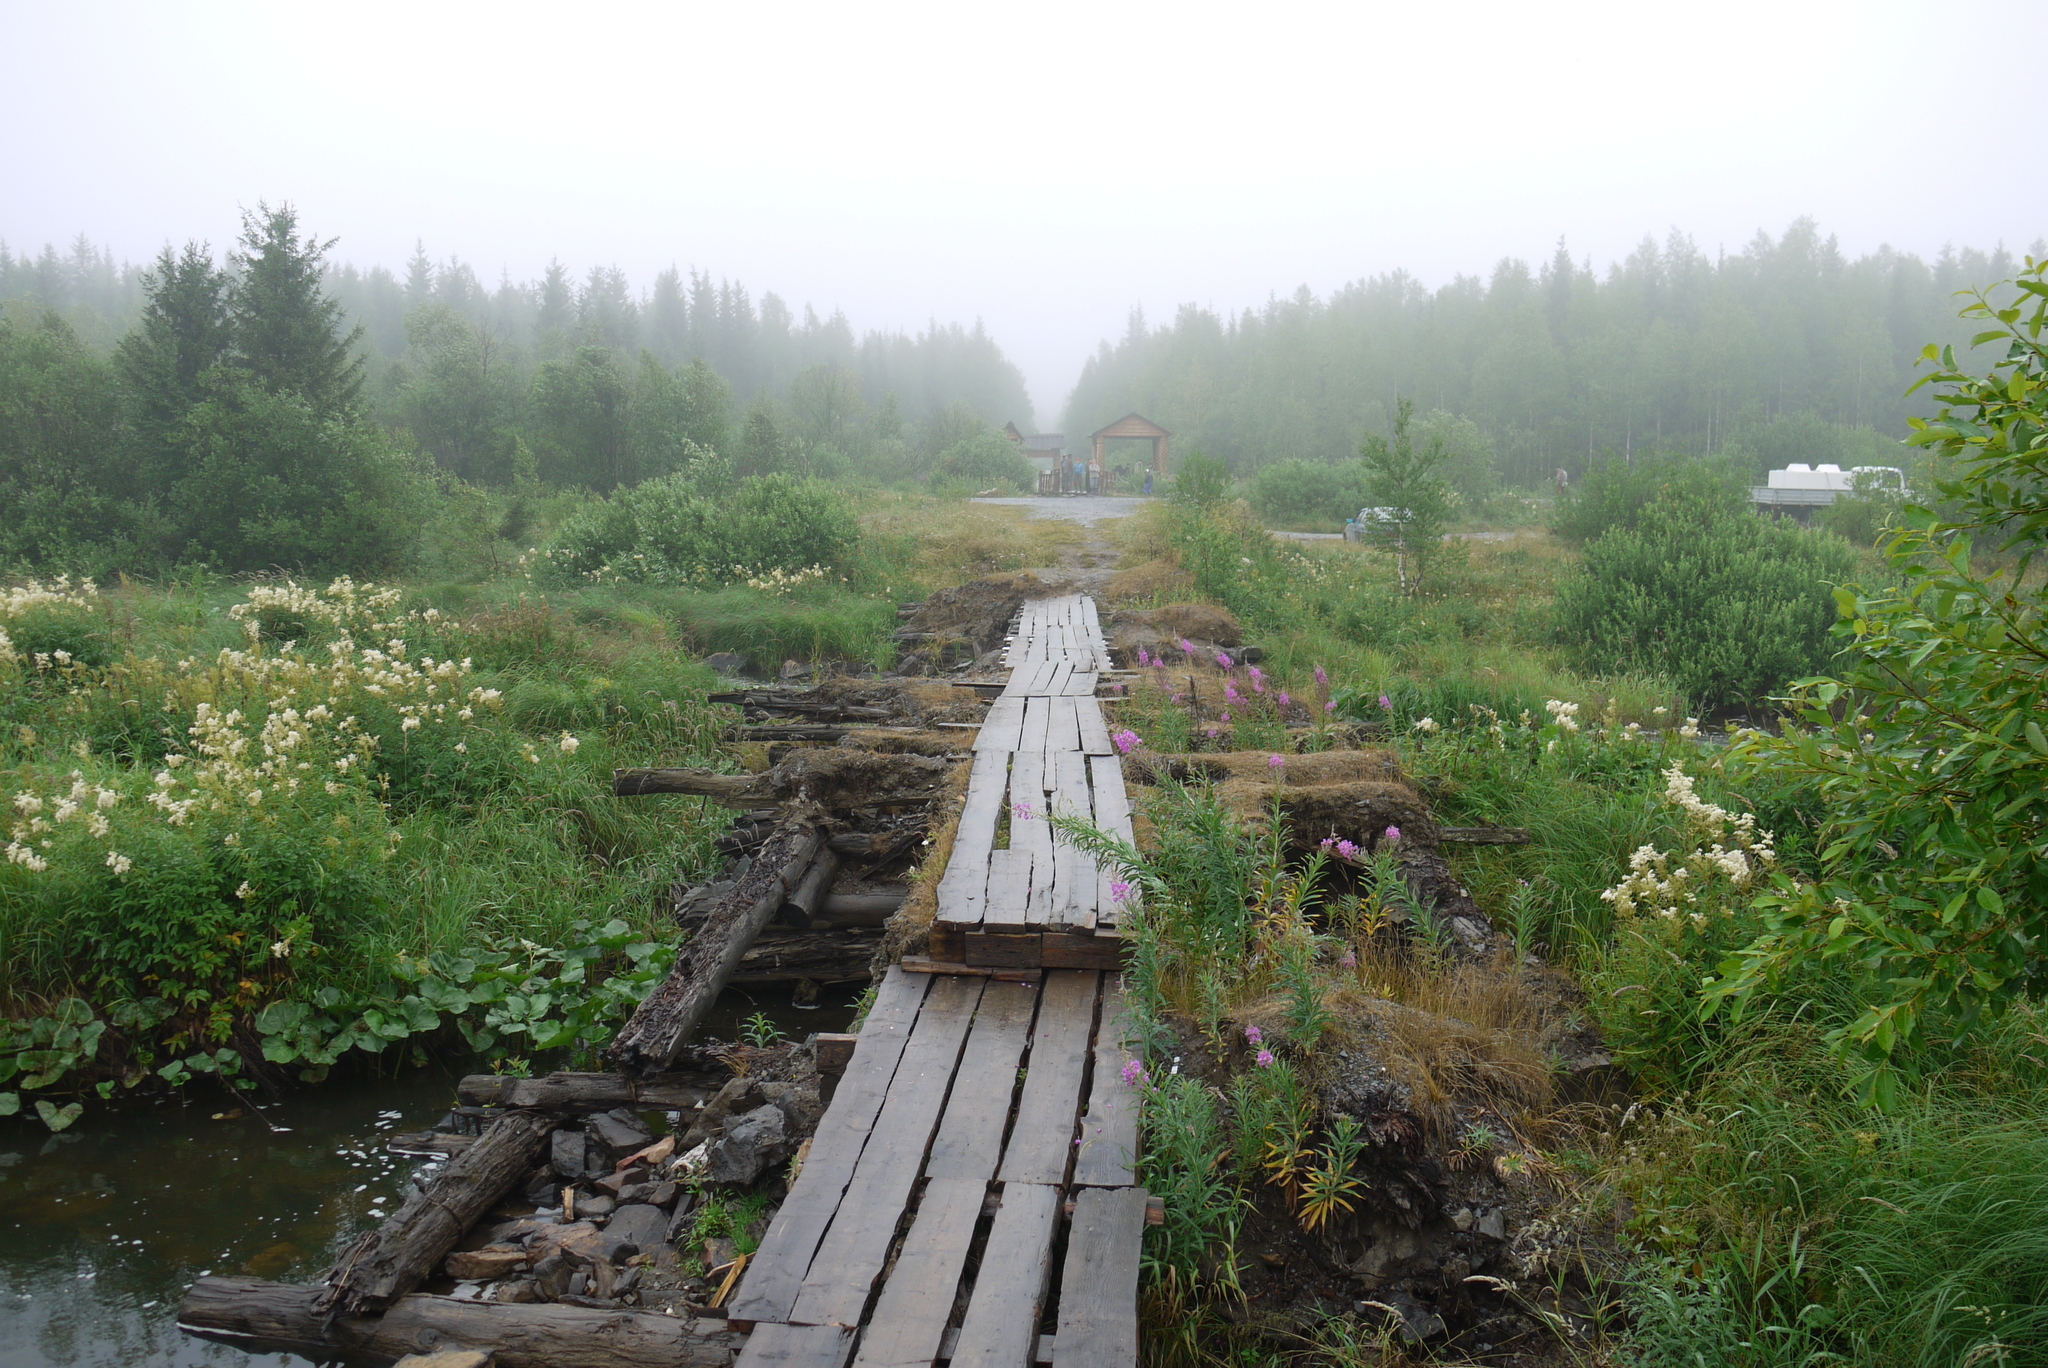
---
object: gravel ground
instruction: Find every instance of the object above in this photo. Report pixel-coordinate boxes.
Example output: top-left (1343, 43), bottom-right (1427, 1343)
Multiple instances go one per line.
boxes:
top-left (968, 495), bottom-right (1151, 527)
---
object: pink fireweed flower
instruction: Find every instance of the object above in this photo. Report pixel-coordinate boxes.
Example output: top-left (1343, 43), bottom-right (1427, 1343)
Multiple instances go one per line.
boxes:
top-left (1247, 666), bottom-right (1263, 682)
top-left (1277, 692), bottom-right (1290, 710)
top-left (1205, 727), bottom-right (1220, 738)
top-left (1178, 638), bottom-right (1195, 655)
top-left (1219, 712), bottom-right (1231, 723)
top-left (1252, 677), bottom-right (1266, 694)
top-left (1112, 729), bottom-right (1142, 755)
top-left (1137, 647), bottom-right (1151, 666)
top-left (1256, 1049), bottom-right (1276, 1068)
top-left (1314, 664), bottom-right (1329, 688)
top-left (1384, 825), bottom-right (1401, 844)
top-left (1336, 839), bottom-right (1360, 861)
top-left (1012, 800), bottom-right (1035, 820)
top-left (1268, 754), bottom-right (1285, 770)
top-left (1120, 1058), bottom-right (1147, 1088)
top-left (1224, 684), bottom-right (1241, 704)
top-left (1244, 1024), bottom-right (1263, 1045)
top-left (1321, 835), bottom-right (1338, 850)
top-left (1171, 692), bottom-right (1185, 703)
top-left (1215, 651), bottom-right (1233, 669)
top-left (1325, 700), bottom-right (1337, 713)
top-left (1378, 693), bottom-right (1393, 711)
top-left (1338, 949), bottom-right (1357, 969)
top-left (1110, 880), bottom-right (1133, 904)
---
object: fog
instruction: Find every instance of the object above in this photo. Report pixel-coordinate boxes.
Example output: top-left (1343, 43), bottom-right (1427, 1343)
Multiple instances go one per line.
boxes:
top-left (3, 0), bottom-right (2039, 422)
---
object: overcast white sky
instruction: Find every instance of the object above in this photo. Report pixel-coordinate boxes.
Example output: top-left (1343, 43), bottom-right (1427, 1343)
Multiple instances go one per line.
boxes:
top-left (4, 0), bottom-right (2040, 426)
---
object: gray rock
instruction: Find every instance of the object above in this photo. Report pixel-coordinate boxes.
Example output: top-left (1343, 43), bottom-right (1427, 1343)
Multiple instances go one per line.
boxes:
top-left (619, 1179), bottom-right (679, 1211)
top-left (1362, 1290), bottom-right (1444, 1345)
top-left (531, 1253), bottom-right (572, 1301)
top-left (702, 652), bottom-right (754, 677)
top-left (550, 1127), bottom-right (590, 1181)
top-left (705, 1103), bottom-right (790, 1185)
top-left (577, 1193), bottom-right (617, 1219)
top-left (604, 1204), bottom-right (671, 1263)
top-left (587, 1108), bottom-right (655, 1158)
top-left (1450, 1207), bottom-right (1475, 1233)
top-left (1476, 1207), bottom-right (1507, 1241)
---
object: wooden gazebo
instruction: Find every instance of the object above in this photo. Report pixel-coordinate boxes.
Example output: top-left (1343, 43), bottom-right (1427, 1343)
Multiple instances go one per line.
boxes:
top-left (1090, 413), bottom-right (1170, 484)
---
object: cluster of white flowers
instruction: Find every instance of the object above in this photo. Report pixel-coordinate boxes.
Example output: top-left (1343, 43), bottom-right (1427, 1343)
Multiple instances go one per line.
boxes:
top-left (7, 772), bottom-right (127, 874)
top-left (1601, 764), bottom-right (1776, 924)
top-left (1412, 715), bottom-right (1440, 735)
top-left (227, 577), bottom-right (407, 641)
top-left (741, 564), bottom-right (830, 595)
top-left (0, 576), bottom-right (102, 675)
top-left (1544, 698), bottom-right (1581, 734)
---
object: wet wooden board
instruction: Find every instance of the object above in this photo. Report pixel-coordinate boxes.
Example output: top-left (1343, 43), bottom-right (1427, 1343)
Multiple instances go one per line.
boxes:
top-left (732, 970), bottom-right (932, 1326)
top-left (1072, 976), bottom-right (1139, 1188)
top-left (845, 1177), bottom-right (985, 1368)
top-left (1076, 698), bottom-right (1114, 757)
top-left (1049, 749), bottom-right (1096, 930)
top-left (1007, 750), bottom-right (1056, 928)
top-left (1018, 696), bottom-right (1050, 759)
top-left (972, 697), bottom-right (1026, 753)
top-left (997, 970), bottom-right (1098, 1185)
top-left (924, 979), bottom-right (1038, 1180)
top-left (1054, 1187), bottom-right (1147, 1368)
top-left (979, 849), bottom-right (1032, 934)
top-left (789, 975), bottom-right (984, 1327)
top-left (1044, 696), bottom-right (1083, 759)
top-left (936, 750), bottom-right (1010, 927)
top-left (948, 1183), bottom-right (1061, 1368)
top-left (738, 1322), bottom-right (858, 1368)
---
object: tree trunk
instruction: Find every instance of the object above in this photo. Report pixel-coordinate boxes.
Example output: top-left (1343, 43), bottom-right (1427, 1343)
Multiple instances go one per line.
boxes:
top-left (317, 1109), bottom-right (556, 1316)
top-left (457, 1070), bottom-right (720, 1111)
top-left (613, 768), bottom-right (768, 806)
top-left (179, 1277), bottom-right (734, 1368)
top-left (607, 814), bottom-right (824, 1070)
top-left (734, 927), bottom-right (882, 983)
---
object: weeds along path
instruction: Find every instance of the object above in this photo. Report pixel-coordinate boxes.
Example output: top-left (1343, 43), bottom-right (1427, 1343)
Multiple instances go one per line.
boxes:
top-left (967, 495), bottom-right (1141, 592)
top-left (727, 591), bottom-right (1147, 1367)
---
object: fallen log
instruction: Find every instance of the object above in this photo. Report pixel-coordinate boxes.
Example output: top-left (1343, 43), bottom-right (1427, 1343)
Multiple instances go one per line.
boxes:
top-left (781, 849), bottom-right (839, 928)
top-left (179, 1276), bottom-right (734, 1368)
top-left (732, 726), bottom-right (850, 743)
top-left (608, 813), bottom-right (825, 1070)
top-left (317, 1109), bottom-right (556, 1316)
top-left (613, 768), bottom-right (766, 805)
top-left (1438, 825), bottom-right (1533, 845)
top-left (614, 766), bottom-right (948, 811)
top-left (734, 927), bottom-right (882, 982)
top-left (821, 889), bottom-right (907, 924)
top-left (457, 1070), bottom-right (722, 1111)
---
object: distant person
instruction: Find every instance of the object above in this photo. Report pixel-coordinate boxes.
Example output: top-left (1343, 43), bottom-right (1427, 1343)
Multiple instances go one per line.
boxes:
top-left (1144, 473), bottom-right (1154, 496)
top-left (1554, 467), bottom-right (1569, 493)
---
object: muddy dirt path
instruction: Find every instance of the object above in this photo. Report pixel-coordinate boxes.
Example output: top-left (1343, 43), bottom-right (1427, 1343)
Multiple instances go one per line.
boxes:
top-left (967, 495), bottom-right (1139, 591)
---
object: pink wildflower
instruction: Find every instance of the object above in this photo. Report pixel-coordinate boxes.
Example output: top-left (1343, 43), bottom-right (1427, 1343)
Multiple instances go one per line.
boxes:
top-left (1247, 666), bottom-right (1263, 682)
top-left (1120, 1058), bottom-right (1147, 1088)
top-left (1320, 835), bottom-right (1337, 850)
top-left (1013, 800), bottom-right (1035, 820)
top-left (1110, 880), bottom-right (1133, 903)
top-left (1384, 824), bottom-right (1401, 844)
top-left (1314, 664), bottom-right (1329, 688)
top-left (1256, 1049), bottom-right (1276, 1068)
top-left (1268, 754), bottom-right (1285, 770)
top-left (1224, 684), bottom-right (1241, 704)
top-left (1325, 700), bottom-right (1337, 713)
top-left (1215, 651), bottom-right (1233, 669)
top-left (1338, 949), bottom-right (1357, 969)
top-left (1336, 839), bottom-right (1360, 861)
top-left (1178, 638), bottom-right (1195, 655)
top-left (1252, 677), bottom-right (1266, 694)
top-left (1219, 711), bottom-right (1231, 723)
top-left (1137, 647), bottom-right (1151, 666)
top-left (1112, 729), bottom-right (1142, 755)
top-left (1244, 1024), bottom-right (1263, 1045)
top-left (1378, 693), bottom-right (1393, 711)
top-left (1277, 692), bottom-right (1290, 710)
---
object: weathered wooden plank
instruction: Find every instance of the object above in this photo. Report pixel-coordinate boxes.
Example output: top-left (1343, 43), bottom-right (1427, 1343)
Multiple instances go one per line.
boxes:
top-left (1065, 670), bottom-right (1099, 698)
top-left (1076, 698), bottom-right (1114, 757)
top-left (1049, 748), bottom-right (1095, 929)
top-left (789, 976), bottom-right (984, 1327)
top-left (972, 697), bottom-right (1027, 753)
top-left (1073, 975), bottom-right (1140, 1188)
top-left (998, 970), bottom-right (1099, 1185)
top-left (1018, 696), bottom-right (1050, 758)
top-left (1040, 932), bottom-right (1124, 970)
top-left (1007, 749), bottom-right (1056, 928)
top-left (936, 749), bottom-right (1010, 927)
top-left (1051, 696), bottom-right (1086, 759)
top-left (1045, 661), bottom-right (1073, 701)
top-left (949, 1184), bottom-right (1061, 1368)
top-left (964, 930), bottom-right (1042, 969)
top-left (738, 1322), bottom-right (857, 1368)
top-left (1053, 1187), bottom-right (1147, 1368)
top-left (978, 848), bottom-right (1033, 934)
top-left (925, 980), bottom-right (1038, 1180)
top-left (729, 970), bottom-right (930, 1328)
top-left (1088, 754), bottom-right (1134, 842)
top-left (846, 1178), bottom-right (985, 1368)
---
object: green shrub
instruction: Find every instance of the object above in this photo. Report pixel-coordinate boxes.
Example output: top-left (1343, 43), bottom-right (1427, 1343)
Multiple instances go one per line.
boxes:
top-left (1245, 459), bottom-right (1370, 527)
top-left (542, 472), bottom-right (863, 586)
top-left (931, 432), bottom-right (1034, 492)
top-left (1552, 453), bottom-right (1751, 545)
top-left (1555, 500), bottom-right (1856, 708)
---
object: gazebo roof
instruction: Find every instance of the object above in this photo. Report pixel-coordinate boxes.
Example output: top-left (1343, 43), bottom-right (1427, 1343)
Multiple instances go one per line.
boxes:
top-left (1089, 412), bottom-right (1171, 441)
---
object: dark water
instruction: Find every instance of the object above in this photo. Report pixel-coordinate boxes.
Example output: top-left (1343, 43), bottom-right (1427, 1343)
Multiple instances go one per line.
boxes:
top-left (0, 982), bottom-right (860, 1368)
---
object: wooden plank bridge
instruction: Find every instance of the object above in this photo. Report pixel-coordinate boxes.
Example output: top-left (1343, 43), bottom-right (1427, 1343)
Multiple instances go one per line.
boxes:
top-left (729, 593), bottom-right (1148, 1368)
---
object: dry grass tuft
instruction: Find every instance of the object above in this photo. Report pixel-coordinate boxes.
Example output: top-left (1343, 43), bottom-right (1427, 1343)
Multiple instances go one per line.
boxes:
top-left (859, 496), bottom-right (1082, 589)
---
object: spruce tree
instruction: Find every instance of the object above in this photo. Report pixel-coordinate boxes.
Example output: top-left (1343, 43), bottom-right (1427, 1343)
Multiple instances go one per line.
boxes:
top-left (114, 242), bottom-right (231, 476)
top-left (227, 202), bottom-right (364, 413)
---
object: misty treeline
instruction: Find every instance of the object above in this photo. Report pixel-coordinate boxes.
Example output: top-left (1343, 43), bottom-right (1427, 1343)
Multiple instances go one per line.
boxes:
top-left (0, 210), bottom-right (1042, 574)
top-left (1066, 220), bottom-right (2044, 496)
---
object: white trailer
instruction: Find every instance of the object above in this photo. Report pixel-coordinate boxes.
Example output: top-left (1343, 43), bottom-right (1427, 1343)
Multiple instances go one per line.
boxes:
top-left (1750, 463), bottom-right (1905, 509)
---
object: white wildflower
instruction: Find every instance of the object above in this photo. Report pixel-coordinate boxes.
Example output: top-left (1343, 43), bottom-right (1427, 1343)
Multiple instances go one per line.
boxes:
top-left (105, 851), bottom-right (132, 875)
top-left (558, 733), bottom-right (580, 755)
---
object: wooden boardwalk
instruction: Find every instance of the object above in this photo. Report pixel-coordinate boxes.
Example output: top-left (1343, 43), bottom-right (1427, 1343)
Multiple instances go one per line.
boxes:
top-left (730, 594), bottom-right (1146, 1368)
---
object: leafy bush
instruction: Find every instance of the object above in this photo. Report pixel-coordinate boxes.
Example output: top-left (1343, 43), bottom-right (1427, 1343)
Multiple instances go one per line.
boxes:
top-left (931, 431), bottom-right (1034, 492)
top-left (1552, 452), bottom-right (1751, 546)
top-left (1245, 459), bottom-right (1370, 527)
top-left (1554, 499), bottom-right (1856, 708)
top-left (541, 471), bottom-right (863, 586)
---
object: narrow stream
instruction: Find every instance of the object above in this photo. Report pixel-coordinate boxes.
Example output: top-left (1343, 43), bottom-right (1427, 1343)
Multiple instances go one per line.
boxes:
top-left (0, 982), bottom-right (860, 1368)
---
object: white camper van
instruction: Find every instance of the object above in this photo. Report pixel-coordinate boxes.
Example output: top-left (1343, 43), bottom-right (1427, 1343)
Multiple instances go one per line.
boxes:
top-left (1750, 463), bottom-right (1905, 509)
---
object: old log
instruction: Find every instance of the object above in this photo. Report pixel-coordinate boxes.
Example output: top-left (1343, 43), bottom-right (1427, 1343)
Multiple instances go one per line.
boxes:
top-left (733, 927), bottom-right (881, 982)
top-left (317, 1109), bottom-right (556, 1316)
top-left (820, 889), bottom-right (907, 924)
top-left (1437, 825), bottom-right (1533, 845)
top-left (607, 814), bottom-right (824, 1070)
top-left (613, 769), bottom-right (766, 806)
top-left (781, 849), bottom-right (839, 928)
top-left (457, 1070), bottom-right (721, 1111)
top-left (179, 1276), bottom-right (734, 1368)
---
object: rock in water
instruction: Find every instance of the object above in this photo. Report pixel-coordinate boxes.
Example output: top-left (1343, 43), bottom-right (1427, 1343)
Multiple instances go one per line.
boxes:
top-left (587, 1108), bottom-right (655, 1158)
